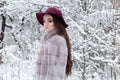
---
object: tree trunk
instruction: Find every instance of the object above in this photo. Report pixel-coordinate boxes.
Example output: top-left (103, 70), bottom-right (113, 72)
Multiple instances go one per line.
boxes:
top-left (0, 14), bottom-right (6, 64)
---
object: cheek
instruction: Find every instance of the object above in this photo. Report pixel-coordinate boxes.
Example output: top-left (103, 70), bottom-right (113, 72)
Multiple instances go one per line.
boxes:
top-left (48, 23), bottom-right (55, 29)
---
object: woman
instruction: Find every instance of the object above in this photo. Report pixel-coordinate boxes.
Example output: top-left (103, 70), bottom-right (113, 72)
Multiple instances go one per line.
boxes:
top-left (36, 7), bottom-right (72, 80)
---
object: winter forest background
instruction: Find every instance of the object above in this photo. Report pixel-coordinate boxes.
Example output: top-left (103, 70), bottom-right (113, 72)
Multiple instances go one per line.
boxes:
top-left (0, 0), bottom-right (120, 80)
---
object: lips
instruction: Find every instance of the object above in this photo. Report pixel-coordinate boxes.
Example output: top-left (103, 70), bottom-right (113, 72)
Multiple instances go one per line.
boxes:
top-left (45, 26), bottom-right (48, 28)
top-left (45, 27), bottom-right (48, 28)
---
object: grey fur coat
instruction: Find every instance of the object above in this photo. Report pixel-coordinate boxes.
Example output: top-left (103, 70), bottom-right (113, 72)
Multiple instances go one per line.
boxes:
top-left (36, 28), bottom-right (68, 80)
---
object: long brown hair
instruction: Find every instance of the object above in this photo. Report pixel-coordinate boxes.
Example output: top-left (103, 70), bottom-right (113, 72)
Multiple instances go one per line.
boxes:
top-left (51, 14), bottom-right (73, 76)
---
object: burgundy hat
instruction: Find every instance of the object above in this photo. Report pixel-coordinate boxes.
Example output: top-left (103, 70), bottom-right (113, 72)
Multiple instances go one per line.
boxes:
top-left (36, 7), bottom-right (68, 28)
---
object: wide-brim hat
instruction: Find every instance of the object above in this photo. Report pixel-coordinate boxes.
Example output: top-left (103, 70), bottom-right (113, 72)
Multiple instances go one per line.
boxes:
top-left (36, 7), bottom-right (68, 28)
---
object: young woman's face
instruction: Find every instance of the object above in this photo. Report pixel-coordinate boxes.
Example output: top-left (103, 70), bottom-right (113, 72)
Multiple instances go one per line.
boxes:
top-left (43, 14), bottom-right (56, 32)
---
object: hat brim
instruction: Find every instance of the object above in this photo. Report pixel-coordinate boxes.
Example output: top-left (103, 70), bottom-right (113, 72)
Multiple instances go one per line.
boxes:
top-left (36, 12), bottom-right (68, 28)
top-left (36, 12), bottom-right (45, 25)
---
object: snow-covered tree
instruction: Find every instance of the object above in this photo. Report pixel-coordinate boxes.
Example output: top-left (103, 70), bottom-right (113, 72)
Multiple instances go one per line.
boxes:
top-left (0, 0), bottom-right (120, 80)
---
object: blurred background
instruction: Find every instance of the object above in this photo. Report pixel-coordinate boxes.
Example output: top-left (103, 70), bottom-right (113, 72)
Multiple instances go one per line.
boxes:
top-left (0, 0), bottom-right (120, 80)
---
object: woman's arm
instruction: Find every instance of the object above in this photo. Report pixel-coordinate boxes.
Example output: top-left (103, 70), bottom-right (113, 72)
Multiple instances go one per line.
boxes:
top-left (45, 36), bottom-right (68, 80)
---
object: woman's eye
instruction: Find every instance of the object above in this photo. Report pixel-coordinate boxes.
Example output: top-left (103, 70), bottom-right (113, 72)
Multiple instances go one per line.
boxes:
top-left (48, 20), bottom-right (53, 22)
top-left (43, 20), bottom-right (53, 23)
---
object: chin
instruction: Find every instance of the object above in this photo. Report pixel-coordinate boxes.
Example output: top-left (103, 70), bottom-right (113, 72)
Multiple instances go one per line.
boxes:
top-left (45, 29), bottom-right (53, 32)
top-left (45, 29), bottom-right (50, 32)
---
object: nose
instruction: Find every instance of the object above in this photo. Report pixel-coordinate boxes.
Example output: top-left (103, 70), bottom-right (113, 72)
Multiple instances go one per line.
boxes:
top-left (43, 22), bottom-right (48, 27)
top-left (44, 23), bottom-right (49, 29)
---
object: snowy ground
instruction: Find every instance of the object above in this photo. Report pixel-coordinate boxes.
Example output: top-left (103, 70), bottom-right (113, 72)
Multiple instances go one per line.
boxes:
top-left (0, 60), bottom-right (36, 80)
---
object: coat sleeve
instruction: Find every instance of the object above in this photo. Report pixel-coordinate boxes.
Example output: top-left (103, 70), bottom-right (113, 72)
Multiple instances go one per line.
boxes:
top-left (45, 37), bottom-right (68, 80)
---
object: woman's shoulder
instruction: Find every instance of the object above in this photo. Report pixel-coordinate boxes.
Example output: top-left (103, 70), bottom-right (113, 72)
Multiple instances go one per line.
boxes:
top-left (51, 34), bottom-right (66, 45)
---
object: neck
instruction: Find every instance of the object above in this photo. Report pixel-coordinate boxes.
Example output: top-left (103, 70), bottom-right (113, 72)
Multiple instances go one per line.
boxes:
top-left (44, 28), bottom-right (58, 40)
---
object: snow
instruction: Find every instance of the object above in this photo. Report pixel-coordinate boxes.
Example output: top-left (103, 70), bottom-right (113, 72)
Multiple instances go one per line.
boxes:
top-left (0, 0), bottom-right (120, 80)
top-left (0, 45), bottom-right (36, 80)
